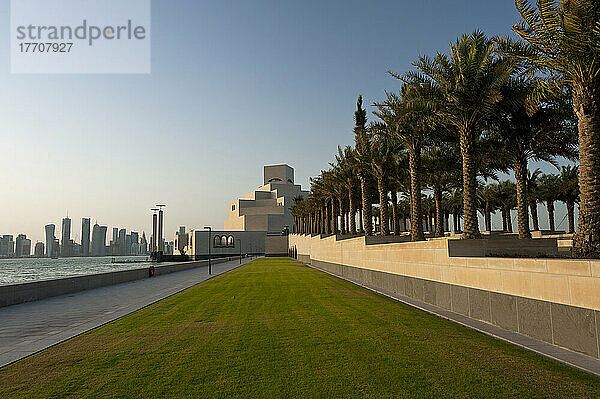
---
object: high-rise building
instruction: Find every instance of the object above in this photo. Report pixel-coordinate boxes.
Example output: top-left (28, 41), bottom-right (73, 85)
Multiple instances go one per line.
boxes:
top-left (15, 234), bottom-right (31, 257)
top-left (91, 224), bottom-right (108, 256)
top-left (81, 218), bottom-right (91, 257)
top-left (34, 242), bottom-right (45, 257)
top-left (175, 226), bottom-right (188, 255)
top-left (99, 226), bottom-right (107, 256)
top-left (0, 235), bottom-right (15, 258)
top-left (118, 228), bottom-right (126, 255)
top-left (61, 217), bottom-right (72, 257)
top-left (125, 234), bottom-right (132, 255)
top-left (140, 232), bottom-right (148, 255)
top-left (52, 238), bottom-right (60, 258)
top-left (45, 224), bottom-right (55, 258)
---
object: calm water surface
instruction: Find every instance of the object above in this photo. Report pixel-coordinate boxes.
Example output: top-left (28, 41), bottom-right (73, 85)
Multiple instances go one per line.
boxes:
top-left (0, 256), bottom-right (153, 285)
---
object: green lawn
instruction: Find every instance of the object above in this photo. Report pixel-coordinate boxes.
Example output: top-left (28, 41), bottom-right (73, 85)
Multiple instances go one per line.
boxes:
top-left (0, 258), bottom-right (598, 398)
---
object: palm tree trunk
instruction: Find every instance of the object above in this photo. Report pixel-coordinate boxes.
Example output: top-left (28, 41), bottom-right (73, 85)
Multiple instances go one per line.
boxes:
top-left (391, 190), bottom-right (399, 235)
top-left (444, 212), bottom-right (449, 233)
top-left (338, 197), bottom-right (346, 235)
top-left (434, 187), bottom-right (444, 237)
top-left (485, 202), bottom-right (491, 232)
top-left (507, 209), bottom-right (513, 233)
top-left (530, 201), bottom-right (539, 231)
top-left (572, 86), bottom-right (600, 257)
top-left (502, 209), bottom-right (507, 232)
top-left (547, 201), bottom-right (555, 232)
top-left (409, 146), bottom-right (425, 241)
top-left (359, 207), bottom-right (364, 233)
top-left (331, 197), bottom-right (338, 234)
top-left (377, 176), bottom-right (389, 236)
top-left (453, 211), bottom-right (459, 232)
top-left (459, 129), bottom-right (481, 239)
top-left (360, 176), bottom-right (372, 236)
top-left (513, 158), bottom-right (531, 239)
top-left (567, 200), bottom-right (575, 234)
top-left (348, 187), bottom-right (356, 234)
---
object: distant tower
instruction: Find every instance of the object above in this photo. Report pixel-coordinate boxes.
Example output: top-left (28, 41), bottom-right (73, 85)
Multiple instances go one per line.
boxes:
top-left (91, 224), bottom-right (101, 256)
top-left (99, 226), bottom-right (108, 256)
top-left (34, 242), bottom-right (45, 257)
top-left (61, 217), bottom-right (71, 257)
top-left (15, 234), bottom-right (28, 257)
top-left (45, 224), bottom-right (55, 258)
top-left (81, 218), bottom-right (91, 256)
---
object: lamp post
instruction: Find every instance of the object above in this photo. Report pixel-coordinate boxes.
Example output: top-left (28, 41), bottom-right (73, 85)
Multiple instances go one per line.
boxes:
top-left (237, 239), bottom-right (242, 264)
top-left (204, 226), bottom-right (211, 274)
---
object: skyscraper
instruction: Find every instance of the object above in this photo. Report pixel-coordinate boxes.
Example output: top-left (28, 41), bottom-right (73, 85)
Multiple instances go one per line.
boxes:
top-left (99, 226), bottom-right (108, 256)
top-left (34, 242), bottom-right (45, 257)
top-left (91, 224), bottom-right (108, 256)
top-left (81, 218), bottom-right (91, 256)
top-left (140, 232), bottom-right (148, 254)
top-left (44, 224), bottom-right (55, 258)
top-left (118, 228), bottom-right (126, 255)
top-left (15, 234), bottom-right (30, 257)
top-left (61, 217), bottom-right (71, 257)
top-left (0, 235), bottom-right (15, 258)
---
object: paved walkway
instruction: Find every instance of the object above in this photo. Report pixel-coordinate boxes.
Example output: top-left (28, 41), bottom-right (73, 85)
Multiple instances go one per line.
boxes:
top-left (0, 257), bottom-right (255, 368)
top-left (312, 265), bottom-right (600, 378)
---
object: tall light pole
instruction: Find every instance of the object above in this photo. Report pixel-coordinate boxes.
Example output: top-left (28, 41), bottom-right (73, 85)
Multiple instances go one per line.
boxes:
top-left (237, 238), bottom-right (242, 264)
top-left (204, 226), bottom-right (211, 274)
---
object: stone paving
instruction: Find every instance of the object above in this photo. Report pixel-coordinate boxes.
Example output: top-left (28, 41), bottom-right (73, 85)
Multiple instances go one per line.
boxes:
top-left (0, 257), bottom-right (254, 368)
top-left (312, 265), bottom-right (600, 378)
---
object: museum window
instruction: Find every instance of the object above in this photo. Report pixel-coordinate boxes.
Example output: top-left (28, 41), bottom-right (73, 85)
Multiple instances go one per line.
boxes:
top-left (221, 236), bottom-right (228, 247)
top-left (227, 236), bottom-right (234, 247)
top-left (213, 235), bottom-right (221, 247)
top-left (232, 204), bottom-right (236, 211)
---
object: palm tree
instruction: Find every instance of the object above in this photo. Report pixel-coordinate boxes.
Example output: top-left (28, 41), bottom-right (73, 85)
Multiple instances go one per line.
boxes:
top-left (487, 77), bottom-right (578, 238)
top-left (557, 165), bottom-right (580, 233)
top-left (367, 122), bottom-right (396, 236)
top-left (478, 183), bottom-right (500, 232)
top-left (353, 95), bottom-right (374, 236)
top-left (496, 180), bottom-right (517, 232)
top-left (497, 0), bottom-right (600, 256)
top-left (334, 146), bottom-right (360, 234)
top-left (402, 31), bottom-right (513, 239)
top-left (423, 144), bottom-right (462, 237)
top-left (538, 173), bottom-right (560, 232)
top-left (447, 189), bottom-right (463, 233)
top-left (526, 169), bottom-right (543, 231)
top-left (388, 151), bottom-right (410, 235)
top-left (374, 82), bottom-right (436, 241)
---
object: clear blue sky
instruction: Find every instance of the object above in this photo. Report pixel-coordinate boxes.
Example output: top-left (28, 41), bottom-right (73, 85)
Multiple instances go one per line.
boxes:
top-left (0, 0), bottom-right (572, 243)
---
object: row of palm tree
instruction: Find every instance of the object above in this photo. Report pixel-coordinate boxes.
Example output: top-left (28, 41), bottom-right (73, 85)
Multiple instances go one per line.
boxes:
top-left (477, 166), bottom-right (579, 234)
top-left (291, 0), bottom-right (600, 258)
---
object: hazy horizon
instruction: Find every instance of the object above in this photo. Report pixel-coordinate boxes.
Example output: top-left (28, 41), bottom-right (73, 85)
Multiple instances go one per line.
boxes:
top-left (0, 0), bottom-right (577, 244)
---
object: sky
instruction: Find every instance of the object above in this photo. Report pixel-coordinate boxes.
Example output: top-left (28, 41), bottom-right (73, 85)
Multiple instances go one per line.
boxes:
top-left (0, 0), bottom-right (576, 244)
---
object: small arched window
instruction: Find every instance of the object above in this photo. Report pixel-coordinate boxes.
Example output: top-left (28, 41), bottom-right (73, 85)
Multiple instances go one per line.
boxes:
top-left (213, 235), bottom-right (221, 247)
top-left (227, 236), bottom-right (234, 247)
top-left (221, 236), bottom-right (228, 247)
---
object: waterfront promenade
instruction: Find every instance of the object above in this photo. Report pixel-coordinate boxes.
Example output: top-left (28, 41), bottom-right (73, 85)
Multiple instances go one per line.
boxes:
top-left (0, 257), bottom-right (253, 368)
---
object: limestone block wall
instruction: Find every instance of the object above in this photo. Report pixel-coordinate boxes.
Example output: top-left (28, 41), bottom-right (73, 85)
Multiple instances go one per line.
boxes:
top-left (289, 234), bottom-right (600, 358)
